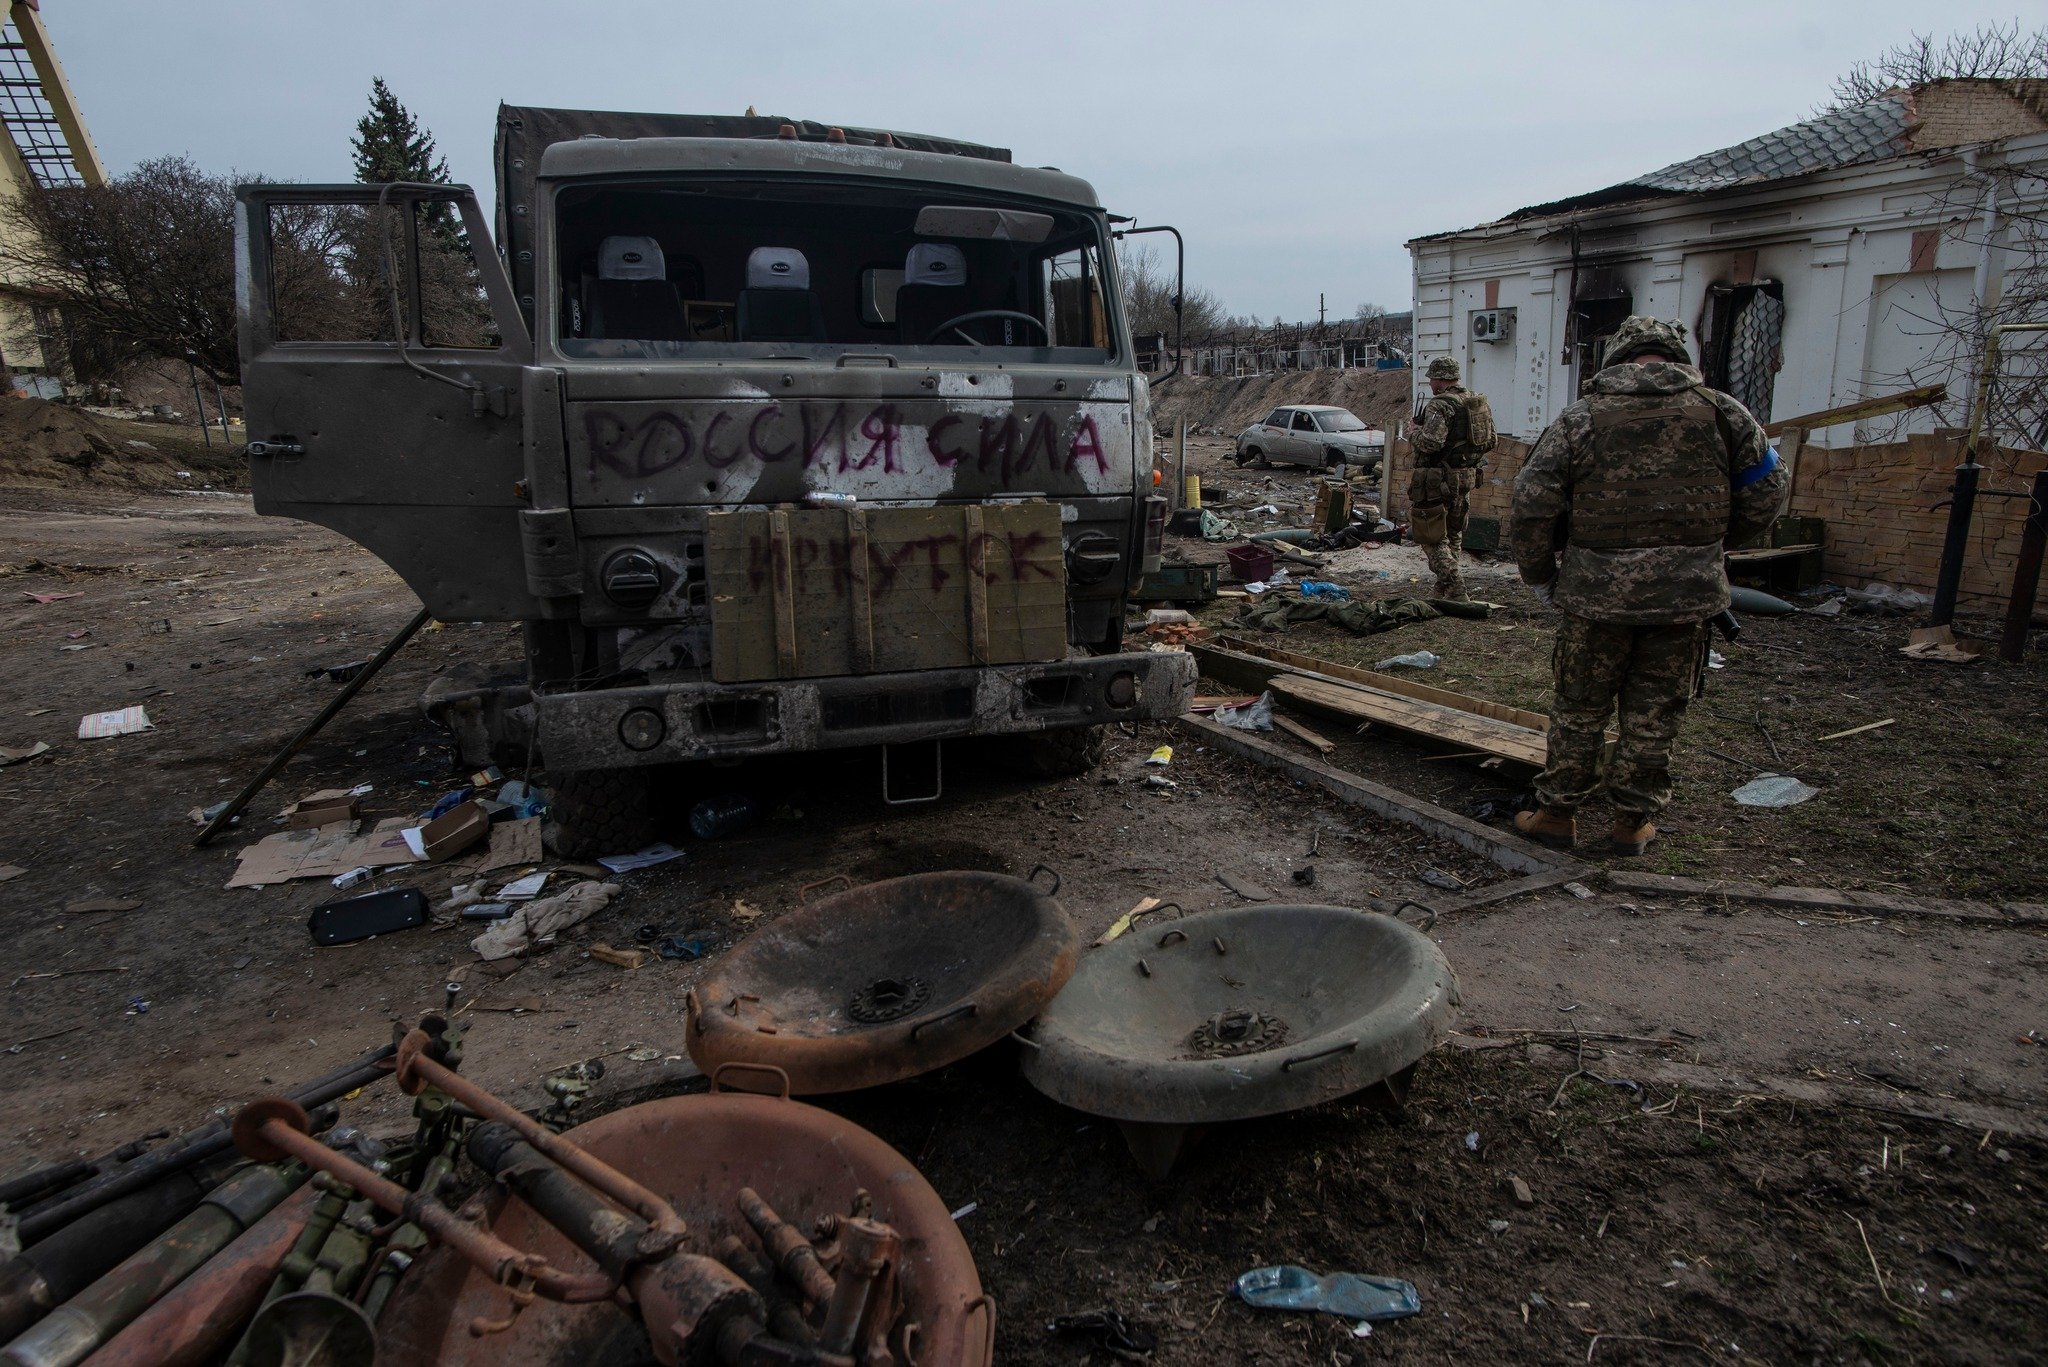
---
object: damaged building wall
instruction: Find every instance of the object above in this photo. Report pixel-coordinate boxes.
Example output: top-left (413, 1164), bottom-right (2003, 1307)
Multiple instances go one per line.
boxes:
top-left (1407, 127), bottom-right (2048, 449)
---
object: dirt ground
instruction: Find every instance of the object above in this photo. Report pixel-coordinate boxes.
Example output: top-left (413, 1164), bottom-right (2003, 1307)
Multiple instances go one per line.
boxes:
top-left (2, 455), bottom-right (2046, 1363)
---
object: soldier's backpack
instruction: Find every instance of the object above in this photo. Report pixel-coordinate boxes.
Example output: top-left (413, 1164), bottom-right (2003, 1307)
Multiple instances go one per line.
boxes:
top-left (1444, 393), bottom-right (1497, 467)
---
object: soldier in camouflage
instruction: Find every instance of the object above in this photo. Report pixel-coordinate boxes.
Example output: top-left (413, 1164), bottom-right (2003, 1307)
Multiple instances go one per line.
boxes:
top-left (1507, 316), bottom-right (1787, 856)
top-left (1408, 356), bottom-right (1497, 601)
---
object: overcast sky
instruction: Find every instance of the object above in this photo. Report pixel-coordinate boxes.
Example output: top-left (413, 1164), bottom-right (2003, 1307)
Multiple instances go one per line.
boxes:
top-left (53, 2), bottom-right (2034, 323)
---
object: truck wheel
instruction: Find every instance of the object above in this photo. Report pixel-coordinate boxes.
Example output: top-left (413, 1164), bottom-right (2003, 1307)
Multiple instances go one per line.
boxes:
top-left (1010, 725), bottom-right (1106, 777)
top-left (543, 767), bottom-right (656, 861)
top-left (1245, 446), bottom-right (1269, 469)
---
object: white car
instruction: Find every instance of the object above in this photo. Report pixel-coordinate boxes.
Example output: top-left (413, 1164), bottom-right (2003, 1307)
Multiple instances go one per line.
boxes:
top-left (1235, 405), bottom-right (1384, 473)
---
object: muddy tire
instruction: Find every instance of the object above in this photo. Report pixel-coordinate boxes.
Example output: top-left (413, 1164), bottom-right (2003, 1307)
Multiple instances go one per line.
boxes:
top-left (543, 767), bottom-right (656, 861)
top-left (1239, 445), bottom-right (1266, 469)
top-left (1009, 725), bottom-right (1107, 777)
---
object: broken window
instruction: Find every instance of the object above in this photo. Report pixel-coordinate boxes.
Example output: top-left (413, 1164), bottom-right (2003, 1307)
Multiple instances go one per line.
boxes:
top-left (264, 198), bottom-right (498, 349)
top-left (550, 178), bottom-right (1119, 363)
top-left (1567, 267), bottom-right (1632, 392)
top-left (1700, 282), bottom-right (1785, 421)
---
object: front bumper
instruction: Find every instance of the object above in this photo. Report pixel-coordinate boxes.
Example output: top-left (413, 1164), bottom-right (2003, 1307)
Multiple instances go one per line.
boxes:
top-left (534, 650), bottom-right (1197, 771)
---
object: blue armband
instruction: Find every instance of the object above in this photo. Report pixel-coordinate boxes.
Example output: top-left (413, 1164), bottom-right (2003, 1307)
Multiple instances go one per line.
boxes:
top-left (1732, 444), bottom-right (1781, 491)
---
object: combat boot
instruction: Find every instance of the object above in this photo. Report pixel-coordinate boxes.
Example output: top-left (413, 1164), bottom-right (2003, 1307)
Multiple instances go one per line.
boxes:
top-left (1609, 816), bottom-right (1656, 856)
top-left (1513, 806), bottom-right (1576, 850)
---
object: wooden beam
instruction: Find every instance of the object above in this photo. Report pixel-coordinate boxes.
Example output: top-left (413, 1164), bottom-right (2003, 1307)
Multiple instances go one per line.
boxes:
top-left (1762, 383), bottom-right (1946, 438)
top-left (1176, 714), bottom-right (1564, 874)
top-left (1270, 674), bottom-right (1549, 767)
top-left (1198, 637), bottom-right (1553, 732)
top-left (1273, 714), bottom-right (1337, 756)
top-left (1603, 870), bottom-right (2046, 927)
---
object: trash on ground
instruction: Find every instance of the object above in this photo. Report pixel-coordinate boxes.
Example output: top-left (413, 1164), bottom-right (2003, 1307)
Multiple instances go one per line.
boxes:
top-left (0, 865), bottom-right (25, 882)
top-left (731, 897), bottom-right (764, 921)
top-left (1145, 744), bottom-right (1174, 765)
top-left (309, 887), bottom-right (428, 946)
top-left (419, 786), bottom-right (475, 822)
top-left (588, 942), bottom-right (649, 970)
top-left (1563, 882), bottom-right (1593, 899)
top-left (0, 741), bottom-right (51, 765)
top-left (1144, 774), bottom-right (1177, 790)
top-left (496, 778), bottom-right (550, 818)
top-left (1732, 774), bottom-right (1820, 807)
top-left (284, 787), bottom-right (361, 830)
top-left (21, 590), bottom-right (82, 605)
top-left (471, 880), bottom-right (622, 960)
top-left (1216, 871), bottom-right (1273, 901)
top-left (1708, 649), bottom-right (1726, 669)
top-left (305, 659), bottom-right (369, 682)
top-left (1144, 608), bottom-right (1194, 626)
top-left (1094, 896), bottom-right (1163, 947)
top-left (655, 934), bottom-right (709, 960)
top-left (230, 818), bottom-right (420, 890)
top-left (598, 842), bottom-right (686, 873)
top-left (1846, 582), bottom-right (1934, 614)
top-left (1902, 625), bottom-right (1981, 663)
top-left (78, 705), bottom-right (152, 739)
top-left (689, 794), bottom-right (758, 840)
top-left (331, 865), bottom-right (374, 890)
top-left (1818, 717), bottom-right (1896, 742)
top-left (1047, 1308), bottom-right (1159, 1360)
top-left (399, 799), bottom-right (490, 861)
top-left (1419, 869), bottom-right (1465, 892)
top-left (1233, 1265), bottom-right (1422, 1322)
top-left (460, 901), bottom-right (514, 921)
top-left (1214, 691), bottom-right (1275, 731)
top-left (1374, 650), bottom-right (1439, 670)
top-left (1299, 579), bottom-right (1350, 600)
top-left (497, 869), bottom-right (550, 900)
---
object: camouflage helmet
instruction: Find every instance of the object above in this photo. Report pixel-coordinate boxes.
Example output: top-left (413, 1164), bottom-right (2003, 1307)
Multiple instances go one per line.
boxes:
top-left (1606, 315), bottom-right (1691, 365)
top-left (1425, 356), bottom-right (1461, 381)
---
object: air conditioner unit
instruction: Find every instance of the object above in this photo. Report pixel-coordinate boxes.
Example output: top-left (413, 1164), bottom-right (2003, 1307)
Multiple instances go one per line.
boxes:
top-left (1471, 309), bottom-right (1515, 344)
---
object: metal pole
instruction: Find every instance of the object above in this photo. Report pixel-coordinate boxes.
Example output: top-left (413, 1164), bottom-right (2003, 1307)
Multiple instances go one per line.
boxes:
top-left (193, 606), bottom-right (432, 847)
top-left (209, 375), bottom-right (233, 446)
top-left (1929, 462), bottom-right (1980, 629)
top-left (1999, 468), bottom-right (2048, 663)
top-left (183, 356), bottom-right (212, 450)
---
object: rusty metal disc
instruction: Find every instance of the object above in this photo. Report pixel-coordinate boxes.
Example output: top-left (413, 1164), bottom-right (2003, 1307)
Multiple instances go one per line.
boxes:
top-left (687, 871), bottom-right (1079, 1094)
top-left (374, 1094), bottom-right (990, 1367)
top-left (1021, 905), bottom-right (1459, 1128)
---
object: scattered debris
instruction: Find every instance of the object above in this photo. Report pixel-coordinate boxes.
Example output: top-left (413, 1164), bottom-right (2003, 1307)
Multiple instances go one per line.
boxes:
top-left (399, 799), bottom-right (490, 861)
top-left (1216, 871), bottom-right (1273, 901)
top-left (654, 934), bottom-right (709, 961)
top-left (1819, 718), bottom-right (1896, 742)
top-left (1233, 1265), bottom-right (1421, 1322)
top-left (21, 590), bottom-right (82, 605)
top-left (598, 842), bottom-right (685, 873)
top-left (1508, 1176), bottom-right (1534, 1205)
top-left (1094, 896), bottom-right (1164, 946)
top-left (77, 705), bottom-right (152, 739)
top-left (1273, 714), bottom-right (1336, 755)
top-left (471, 880), bottom-right (622, 961)
top-left (497, 870), bottom-right (550, 900)
top-left (588, 943), bottom-right (650, 970)
top-left (1212, 692), bottom-right (1274, 731)
top-left (1374, 650), bottom-right (1439, 670)
top-left (1419, 869), bottom-right (1466, 892)
top-left (0, 741), bottom-right (51, 765)
top-left (0, 865), bottom-right (24, 882)
top-left (1562, 882), bottom-right (1594, 900)
top-left (1731, 775), bottom-right (1821, 807)
top-left (309, 887), bottom-right (428, 946)
top-left (1901, 624), bottom-right (1980, 662)
top-left (1047, 1309), bottom-right (1158, 1361)
top-left (1145, 744), bottom-right (1174, 765)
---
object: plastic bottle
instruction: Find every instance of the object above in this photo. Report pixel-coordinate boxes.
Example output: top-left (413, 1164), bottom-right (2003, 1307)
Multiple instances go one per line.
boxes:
top-left (689, 794), bottom-right (759, 840)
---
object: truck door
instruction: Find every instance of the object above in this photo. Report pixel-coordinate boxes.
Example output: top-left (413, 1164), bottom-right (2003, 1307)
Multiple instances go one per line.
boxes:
top-left (235, 184), bottom-right (536, 619)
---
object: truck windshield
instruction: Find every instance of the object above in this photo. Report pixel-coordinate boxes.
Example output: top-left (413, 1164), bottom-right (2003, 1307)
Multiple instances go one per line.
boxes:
top-left (552, 178), bottom-right (1119, 364)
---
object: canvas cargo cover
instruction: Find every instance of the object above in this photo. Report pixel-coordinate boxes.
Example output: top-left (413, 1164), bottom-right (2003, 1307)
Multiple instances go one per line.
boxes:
top-left (494, 104), bottom-right (1011, 328)
top-left (706, 502), bottom-right (1067, 682)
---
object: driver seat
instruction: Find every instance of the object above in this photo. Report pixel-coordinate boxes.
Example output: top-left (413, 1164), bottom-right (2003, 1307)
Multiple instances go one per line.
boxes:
top-left (737, 247), bottom-right (827, 343)
top-left (896, 243), bottom-right (967, 344)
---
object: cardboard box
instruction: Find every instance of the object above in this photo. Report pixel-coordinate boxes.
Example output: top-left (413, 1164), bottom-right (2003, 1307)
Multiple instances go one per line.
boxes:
top-left (288, 792), bottom-right (361, 830)
top-left (401, 800), bottom-right (491, 862)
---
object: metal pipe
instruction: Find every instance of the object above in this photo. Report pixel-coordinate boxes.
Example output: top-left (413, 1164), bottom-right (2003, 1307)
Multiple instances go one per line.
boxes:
top-left (2000, 468), bottom-right (2048, 663)
top-left (193, 607), bottom-right (432, 847)
top-left (73, 1183), bottom-right (317, 1367)
top-left (228, 1100), bottom-right (614, 1308)
top-left (464, 1123), bottom-right (653, 1276)
top-left (735, 1188), bottom-right (834, 1307)
top-left (0, 1154), bottom-right (244, 1342)
top-left (395, 1031), bottom-right (684, 1238)
top-left (18, 1047), bottom-right (389, 1242)
top-left (0, 1163), bottom-right (89, 1211)
top-left (0, 1162), bottom-right (306, 1367)
top-left (1929, 461), bottom-right (1980, 629)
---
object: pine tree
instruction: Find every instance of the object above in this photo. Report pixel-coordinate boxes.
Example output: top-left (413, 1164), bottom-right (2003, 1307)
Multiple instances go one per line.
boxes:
top-left (351, 78), bottom-right (450, 185)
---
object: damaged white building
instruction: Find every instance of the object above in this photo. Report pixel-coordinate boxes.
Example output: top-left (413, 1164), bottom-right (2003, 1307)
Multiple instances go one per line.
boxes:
top-left (1407, 78), bottom-right (2048, 445)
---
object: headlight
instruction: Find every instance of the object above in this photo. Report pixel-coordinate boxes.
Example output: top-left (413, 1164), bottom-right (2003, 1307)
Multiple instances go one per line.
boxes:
top-left (618, 707), bottom-right (666, 752)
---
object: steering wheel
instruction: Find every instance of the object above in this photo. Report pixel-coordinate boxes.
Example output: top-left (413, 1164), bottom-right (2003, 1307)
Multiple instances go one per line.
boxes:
top-left (924, 310), bottom-right (1050, 346)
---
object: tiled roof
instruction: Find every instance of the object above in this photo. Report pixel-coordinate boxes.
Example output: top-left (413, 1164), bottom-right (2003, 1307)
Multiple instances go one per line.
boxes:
top-left (1499, 80), bottom-right (2047, 224)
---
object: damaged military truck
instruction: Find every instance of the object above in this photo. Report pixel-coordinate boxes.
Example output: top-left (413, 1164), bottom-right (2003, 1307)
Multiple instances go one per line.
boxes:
top-left (234, 106), bottom-right (1195, 855)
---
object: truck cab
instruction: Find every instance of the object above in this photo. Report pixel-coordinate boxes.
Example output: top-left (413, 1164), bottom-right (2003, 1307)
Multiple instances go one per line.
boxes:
top-left (234, 109), bottom-right (1195, 853)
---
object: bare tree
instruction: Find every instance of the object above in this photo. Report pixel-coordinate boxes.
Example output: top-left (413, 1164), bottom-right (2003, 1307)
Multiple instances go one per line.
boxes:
top-left (5, 156), bottom-right (241, 381)
top-left (1824, 23), bottom-right (2048, 110)
top-left (1117, 243), bottom-right (1228, 340)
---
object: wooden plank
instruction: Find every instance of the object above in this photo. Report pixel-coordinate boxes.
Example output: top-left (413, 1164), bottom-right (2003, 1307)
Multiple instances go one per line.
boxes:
top-left (1270, 674), bottom-right (1549, 767)
top-left (1762, 382), bottom-right (1946, 437)
top-left (1202, 637), bottom-right (1552, 732)
top-left (1603, 871), bottom-right (2045, 927)
top-left (1817, 718), bottom-right (1895, 742)
top-left (1176, 715), bottom-right (1564, 874)
top-left (1273, 714), bottom-right (1337, 756)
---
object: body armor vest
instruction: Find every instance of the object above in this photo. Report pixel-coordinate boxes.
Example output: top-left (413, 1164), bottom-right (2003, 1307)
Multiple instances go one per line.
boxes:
top-left (1568, 390), bottom-right (1730, 551)
top-left (1439, 393), bottom-right (1496, 468)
